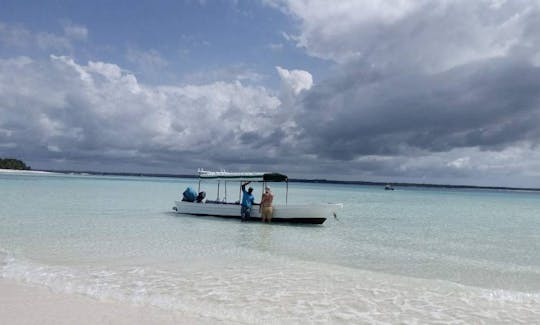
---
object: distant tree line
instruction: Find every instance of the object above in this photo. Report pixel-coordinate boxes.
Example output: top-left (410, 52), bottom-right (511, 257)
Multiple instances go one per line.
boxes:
top-left (0, 158), bottom-right (31, 170)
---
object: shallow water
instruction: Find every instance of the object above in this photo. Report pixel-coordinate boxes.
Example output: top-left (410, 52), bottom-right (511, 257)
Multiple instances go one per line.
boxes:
top-left (1, 173), bottom-right (539, 323)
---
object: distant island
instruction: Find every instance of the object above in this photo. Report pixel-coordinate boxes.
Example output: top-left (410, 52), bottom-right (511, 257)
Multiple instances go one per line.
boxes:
top-left (0, 158), bottom-right (31, 170)
top-left (44, 169), bottom-right (540, 192)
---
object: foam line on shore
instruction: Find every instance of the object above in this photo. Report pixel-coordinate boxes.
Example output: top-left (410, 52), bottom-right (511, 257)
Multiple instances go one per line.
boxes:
top-left (2, 249), bottom-right (540, 323)
top-left (0, 169), bottom-right (57, 175)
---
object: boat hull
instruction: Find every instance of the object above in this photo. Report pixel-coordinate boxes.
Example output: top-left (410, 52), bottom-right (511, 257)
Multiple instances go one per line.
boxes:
top-left (173, 201), bottom-right (342, 224)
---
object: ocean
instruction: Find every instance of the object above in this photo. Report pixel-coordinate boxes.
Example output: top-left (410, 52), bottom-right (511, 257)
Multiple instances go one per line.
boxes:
top-left (1, 172), bottom-right (539, 323)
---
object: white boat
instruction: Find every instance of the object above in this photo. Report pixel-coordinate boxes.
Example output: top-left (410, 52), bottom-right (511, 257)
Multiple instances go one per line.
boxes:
top-left (173, 170), bottom-right (343, 224)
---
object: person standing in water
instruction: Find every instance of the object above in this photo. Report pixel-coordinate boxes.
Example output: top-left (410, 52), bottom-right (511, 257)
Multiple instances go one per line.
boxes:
top-left (241, 181), bottom-right (256, 222)
top-left (260, 186), bottom-right (274, 223)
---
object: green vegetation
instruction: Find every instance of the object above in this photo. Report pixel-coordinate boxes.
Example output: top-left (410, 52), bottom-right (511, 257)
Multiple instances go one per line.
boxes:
top-left (0, 158), bottom-right (31, 170)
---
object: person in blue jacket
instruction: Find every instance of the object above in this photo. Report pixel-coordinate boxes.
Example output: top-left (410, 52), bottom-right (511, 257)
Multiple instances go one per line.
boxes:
top-left (240, 181), bottom-right (258, 222)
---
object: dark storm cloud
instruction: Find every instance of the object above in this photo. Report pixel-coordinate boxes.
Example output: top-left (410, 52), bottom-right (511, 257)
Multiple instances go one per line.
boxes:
top-left (256, 0), bottom-right (540, 185)
top-left (296, 58), bottom-right (540, 160)
top-left (265, 1), bottom-right (540, 175)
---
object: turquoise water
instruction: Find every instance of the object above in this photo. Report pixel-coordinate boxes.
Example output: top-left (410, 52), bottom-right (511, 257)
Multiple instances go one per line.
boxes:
top-left (1, 173), bottom-right (540, 323)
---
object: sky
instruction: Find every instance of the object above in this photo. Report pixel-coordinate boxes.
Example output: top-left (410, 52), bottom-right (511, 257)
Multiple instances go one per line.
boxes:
top-left (1, 0), bottom-right (540, 187)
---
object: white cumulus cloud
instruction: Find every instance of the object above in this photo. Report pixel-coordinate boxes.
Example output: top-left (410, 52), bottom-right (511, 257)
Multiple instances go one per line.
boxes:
top-left (0, 55), bottom-right (285, 172)
top-left (272, 0), bottom-right (537, 72)
top-left (276, 66), bottom-right (313, 95)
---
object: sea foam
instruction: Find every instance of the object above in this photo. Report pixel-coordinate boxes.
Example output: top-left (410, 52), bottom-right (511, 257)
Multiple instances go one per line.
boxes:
top-left (2, 249), bottom-right (540, 324)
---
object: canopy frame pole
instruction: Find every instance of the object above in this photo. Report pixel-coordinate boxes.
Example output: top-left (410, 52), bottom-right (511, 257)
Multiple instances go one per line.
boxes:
top-left (217, 180), bottom-right (220, 201)
top-left (286, 180), bottom-right (288, 205)
top-left (239, 182), bottom-right (242, 202)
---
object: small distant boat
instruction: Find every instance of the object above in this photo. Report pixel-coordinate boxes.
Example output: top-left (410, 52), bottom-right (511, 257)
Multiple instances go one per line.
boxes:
top-left (173, 170), bottom-right (343, 224)
top-left (384, 184), bottom-right (394, 190)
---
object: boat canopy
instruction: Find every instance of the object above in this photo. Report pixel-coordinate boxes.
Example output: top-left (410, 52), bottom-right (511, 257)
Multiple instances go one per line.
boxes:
top-left (198, 170), bottom-right (288, 182)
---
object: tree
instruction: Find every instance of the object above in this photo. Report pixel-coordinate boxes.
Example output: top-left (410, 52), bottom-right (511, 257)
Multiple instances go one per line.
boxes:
top-left (0, 158), bottom-right (31, 170)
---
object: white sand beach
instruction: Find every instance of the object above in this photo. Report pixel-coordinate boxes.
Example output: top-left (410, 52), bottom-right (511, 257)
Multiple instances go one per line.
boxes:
top-left (0, 279), bottom-right (214, 325)
top-left (0, 169), bottom-right (57, 175)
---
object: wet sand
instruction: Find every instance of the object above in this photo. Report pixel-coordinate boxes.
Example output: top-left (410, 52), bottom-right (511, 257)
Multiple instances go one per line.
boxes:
top-left (0, 278), bottom-right (215, 325)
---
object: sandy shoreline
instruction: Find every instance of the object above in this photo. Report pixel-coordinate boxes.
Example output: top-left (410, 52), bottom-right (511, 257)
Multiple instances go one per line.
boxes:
top-left (0, 169), bottom-right (57, 175)
top-left (0, 278), bottom-right (215, 325)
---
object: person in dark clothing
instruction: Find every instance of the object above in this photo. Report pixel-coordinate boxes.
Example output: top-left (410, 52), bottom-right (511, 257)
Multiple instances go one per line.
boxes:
top-left (196, 191), bottom-right (206, 203)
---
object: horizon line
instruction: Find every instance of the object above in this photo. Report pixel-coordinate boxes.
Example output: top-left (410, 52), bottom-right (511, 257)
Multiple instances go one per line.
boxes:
top-left (41, 168), bottom-right (540, 193)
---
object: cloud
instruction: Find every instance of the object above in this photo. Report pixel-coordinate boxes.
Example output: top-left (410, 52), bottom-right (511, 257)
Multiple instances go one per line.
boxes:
top-left (2, 5), bottom-right (540, 186)
top-left (0, 22), bottom-right (32, 48)
top-left (0, 55), bottom-right (286, 173)
top-left (124, 48), bottom-right (170, 84)
top-left (63, 23), bottom-right (88, 41)
top-left (447, 156), bottom-right (471, 169)
top-left (272, 0), bottom-right (539, 71)
top-left (126, 48), bottom-right (168, 70)
top-left (296, 58), bottom-right (540, 160)
top-left (0, 21), bottom-right (74, 54)
top-left (267, 43), bottom-right (284, 51)
top-left (276, 66), bottom-right (313, 95)
top-left (182, 65), bottom-right (264, 85)
top-left (258, 0), bottom-right (540, 185)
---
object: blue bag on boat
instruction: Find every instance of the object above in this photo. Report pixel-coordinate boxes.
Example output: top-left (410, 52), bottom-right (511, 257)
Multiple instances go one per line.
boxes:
top-left (182, 187), bottom-right (197, 202)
